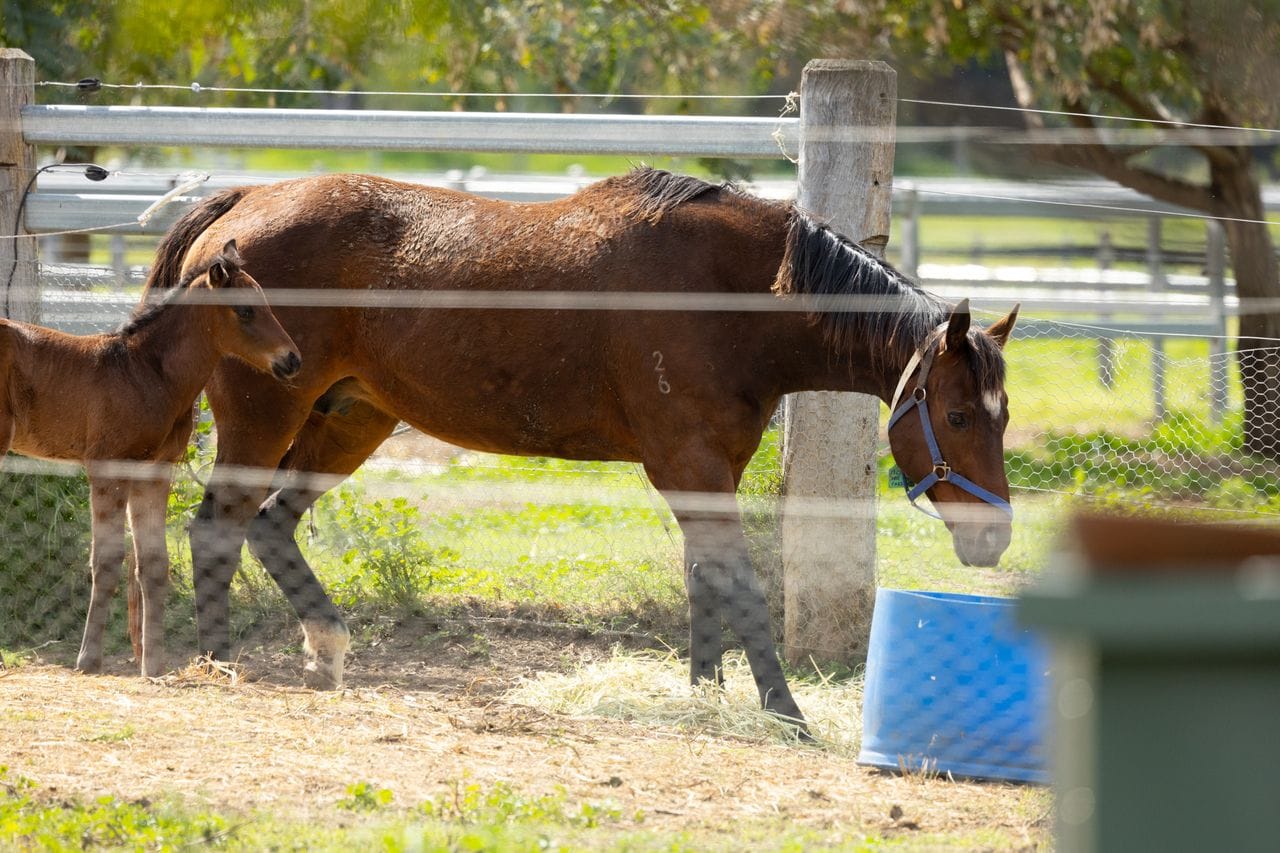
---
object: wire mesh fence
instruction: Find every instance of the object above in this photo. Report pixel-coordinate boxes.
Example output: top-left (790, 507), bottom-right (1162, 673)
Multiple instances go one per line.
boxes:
top-left (3, 268), bottom-right (1276, 672)
top-left (2, 156), bottom-right (1278, 710)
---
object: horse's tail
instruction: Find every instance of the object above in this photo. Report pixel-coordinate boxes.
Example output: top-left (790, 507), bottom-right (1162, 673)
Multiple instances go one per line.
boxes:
top-left (143, 187), bottom-right (250, 293)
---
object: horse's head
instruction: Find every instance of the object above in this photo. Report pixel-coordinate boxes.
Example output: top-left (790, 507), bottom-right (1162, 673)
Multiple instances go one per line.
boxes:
top-left (192, 239), bottom-right (302, 381)
top-left (886, 299), bottom-right (1019, 567)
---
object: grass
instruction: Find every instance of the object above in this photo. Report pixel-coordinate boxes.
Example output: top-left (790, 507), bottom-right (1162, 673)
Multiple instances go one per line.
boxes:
top-left (1, 775), bottom-right (1049, 851)
top-left (0, 763), bottom-right (1045, 852)
top-left (1005, 335), bottom-right (1240, 438)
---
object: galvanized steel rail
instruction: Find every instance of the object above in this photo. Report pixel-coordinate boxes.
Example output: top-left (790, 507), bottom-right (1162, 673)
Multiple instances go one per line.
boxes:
top-left (22, 104), bottom-right (800, 159)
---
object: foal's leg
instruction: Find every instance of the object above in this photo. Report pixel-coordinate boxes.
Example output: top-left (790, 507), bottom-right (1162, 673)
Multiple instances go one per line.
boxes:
top-left (75, 475), bottom-right (129, 673)
top-left (246, 403), bottom-right (399, 689)
top-left (643, 445), bottom-right (806, 729)
top-left (128, 473), bottom-right (173, 677)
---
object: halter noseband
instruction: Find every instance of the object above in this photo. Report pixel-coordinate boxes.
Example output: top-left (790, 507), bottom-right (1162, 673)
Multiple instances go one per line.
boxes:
top-left (886, 330), bottom-right (1013, 521)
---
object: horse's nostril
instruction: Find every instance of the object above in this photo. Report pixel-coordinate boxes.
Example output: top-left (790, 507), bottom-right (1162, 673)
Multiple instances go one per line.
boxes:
top-left (273, 351), bottom-right (302, 379)
top-left (981, 524), bottom-right (1012, 555)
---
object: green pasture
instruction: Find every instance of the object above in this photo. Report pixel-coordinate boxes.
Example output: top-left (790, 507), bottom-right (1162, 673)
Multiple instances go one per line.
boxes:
top-left (0, 766), bottom-right (1027, 852)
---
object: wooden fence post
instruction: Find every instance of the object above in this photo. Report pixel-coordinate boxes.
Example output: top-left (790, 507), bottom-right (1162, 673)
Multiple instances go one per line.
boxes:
top-left (782, 59), bottom-right (896, 667)
top-left (1096, 230), bottom-right (1116, 389)
top-left (1147, 216), bottom-right (1166, 422)
top-left (1, 48), bottom-right (38, 323)
top-left (899, 183), bottom-right (919, 279)
top-left (1206, 219), bottom-right (1228, 425)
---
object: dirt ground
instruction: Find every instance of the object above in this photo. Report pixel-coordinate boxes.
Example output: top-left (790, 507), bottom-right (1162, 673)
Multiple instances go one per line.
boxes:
top-left (0, 616), bottom-right (1050, 849)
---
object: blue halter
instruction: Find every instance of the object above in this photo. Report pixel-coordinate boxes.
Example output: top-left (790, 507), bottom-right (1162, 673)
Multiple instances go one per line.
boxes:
top-left (886, 333), bottom-right (1013, 521)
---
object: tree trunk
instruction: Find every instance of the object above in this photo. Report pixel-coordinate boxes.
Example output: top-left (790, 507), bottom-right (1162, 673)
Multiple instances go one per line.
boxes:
top-left (1212, 159), bottom-right (1280, 459)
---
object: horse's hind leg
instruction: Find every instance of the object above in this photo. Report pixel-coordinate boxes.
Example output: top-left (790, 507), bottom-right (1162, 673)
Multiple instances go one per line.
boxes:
top-left (76, 475), bottom-right (128, 673)
top-left (128, 473), bottom-right (173, 677)
top-left (247, 402), bottom-right (399, 689)
top-left (191, 385), bottom-right (312, 662)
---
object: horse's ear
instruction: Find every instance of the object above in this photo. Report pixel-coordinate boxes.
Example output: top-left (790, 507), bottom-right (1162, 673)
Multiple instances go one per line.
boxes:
top-left (206, 261), bottom-right (228, 287)
top-left (986, 303), bottom-right (1020, 349)
top-left (221, 239), bottom-right (242, 265)
top-left (945, 298), bottom-right (971, 352)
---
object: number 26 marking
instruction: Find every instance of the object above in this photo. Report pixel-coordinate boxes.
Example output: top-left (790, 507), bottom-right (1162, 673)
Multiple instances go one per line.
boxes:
top-left (652, 351), bottom-right (671, 395)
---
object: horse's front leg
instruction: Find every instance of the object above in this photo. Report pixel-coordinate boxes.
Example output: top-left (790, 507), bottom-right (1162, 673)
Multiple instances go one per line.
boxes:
top-left (128, 471), bottom-right (173, 677)
top-left (644, 445), bottom-right (806, 731)
top-left (76, 474), bottom-right (128, 673)
top-left (684, 545), bottom-right (725, 687)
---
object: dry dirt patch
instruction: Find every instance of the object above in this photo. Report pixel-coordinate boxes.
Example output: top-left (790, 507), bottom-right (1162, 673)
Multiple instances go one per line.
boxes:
top-left (0, 625), bottom-right (1050, 846)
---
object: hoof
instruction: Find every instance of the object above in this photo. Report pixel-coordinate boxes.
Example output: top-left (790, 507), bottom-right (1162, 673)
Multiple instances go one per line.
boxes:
top-left (139, 654), bottom-right (165, 679)
top-left (74, 655), bottom-right (102, 674)
top-left (303, 657), bottom-right (344, 690)
top-left (302, 619), bottom-right (349, 690)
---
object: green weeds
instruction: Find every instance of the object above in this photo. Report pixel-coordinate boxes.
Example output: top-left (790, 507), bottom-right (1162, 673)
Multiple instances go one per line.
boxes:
top-left (0, 767), bottom-right (229, 851)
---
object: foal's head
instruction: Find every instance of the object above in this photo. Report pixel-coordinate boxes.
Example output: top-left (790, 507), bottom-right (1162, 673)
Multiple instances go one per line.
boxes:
top-left (187, 240), bottom-right (301, 381)
top-left (886, 300), bottom-right (1019, 567)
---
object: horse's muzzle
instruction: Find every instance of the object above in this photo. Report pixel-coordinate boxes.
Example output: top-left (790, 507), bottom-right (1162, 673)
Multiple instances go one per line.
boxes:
top-left (272, 350), bottom-right (302, 381)
top-left (950, 520), bottom-right (1012, 567)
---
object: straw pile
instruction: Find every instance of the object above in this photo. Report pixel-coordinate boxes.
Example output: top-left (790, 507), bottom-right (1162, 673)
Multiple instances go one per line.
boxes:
top-left (506, 647), bottom-right (864, 757)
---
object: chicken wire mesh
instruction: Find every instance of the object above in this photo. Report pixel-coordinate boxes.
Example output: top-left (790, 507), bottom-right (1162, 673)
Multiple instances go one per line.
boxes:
top-left (2, 253), bottom-right (1278, 687)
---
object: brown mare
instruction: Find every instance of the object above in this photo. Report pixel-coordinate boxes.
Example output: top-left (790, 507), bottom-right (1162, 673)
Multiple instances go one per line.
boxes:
top-left (146, 169), bottom-right (1017, 729)
top-left (0, 240), bottom-right (300, 677)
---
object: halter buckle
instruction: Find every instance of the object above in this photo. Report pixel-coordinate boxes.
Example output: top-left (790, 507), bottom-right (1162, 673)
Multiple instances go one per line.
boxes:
top-left (933, 463), bottom-right (951, 481)
top-left (912, 386), bottom-right (927, 402)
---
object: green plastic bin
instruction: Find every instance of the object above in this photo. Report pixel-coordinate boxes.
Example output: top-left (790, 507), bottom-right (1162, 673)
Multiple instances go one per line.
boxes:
top-left (1019, 514), bottom-right (1280, 853)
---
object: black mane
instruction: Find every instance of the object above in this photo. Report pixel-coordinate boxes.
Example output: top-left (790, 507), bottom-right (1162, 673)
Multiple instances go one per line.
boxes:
top-left (612, 166), bottom-right (741, 223)
top-left (611, 167), bottom-right (1005, 391)
top-left (775, 212), bottom-right (1006, 391)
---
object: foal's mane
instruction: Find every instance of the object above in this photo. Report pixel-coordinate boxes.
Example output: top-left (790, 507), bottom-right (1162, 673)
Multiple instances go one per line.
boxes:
top-left (119, 251), bottom-right (238, 337)
top-left (606, 167), bottom-right (1005, 390)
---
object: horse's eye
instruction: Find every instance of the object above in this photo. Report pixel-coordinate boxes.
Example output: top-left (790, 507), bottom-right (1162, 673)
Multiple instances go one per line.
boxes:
top-left (947, 411), bottom-right (968, 429)
top-left (234, 305), bottom-right (255, 322)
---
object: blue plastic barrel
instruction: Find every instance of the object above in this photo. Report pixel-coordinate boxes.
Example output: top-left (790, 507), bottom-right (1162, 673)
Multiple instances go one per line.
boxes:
top-left (857, 588), bottom-right (1050, 783)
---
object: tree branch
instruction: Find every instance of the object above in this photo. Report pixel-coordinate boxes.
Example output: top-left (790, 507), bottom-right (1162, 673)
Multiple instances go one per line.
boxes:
top-left (1042, 140), bottom-right (1217, 214)
top-left (1083, 66), bottom-right (1240, 170)
top-left (1003, 50), bottom-right (1218, 214)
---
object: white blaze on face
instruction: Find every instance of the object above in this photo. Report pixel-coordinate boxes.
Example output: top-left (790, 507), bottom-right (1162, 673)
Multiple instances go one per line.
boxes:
top-left (983, 389), bottom-right (1004, 421)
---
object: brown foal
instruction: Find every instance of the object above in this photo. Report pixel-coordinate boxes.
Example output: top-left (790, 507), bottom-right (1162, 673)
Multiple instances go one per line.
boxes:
top-left (0, 240), bottom-right (300, 676)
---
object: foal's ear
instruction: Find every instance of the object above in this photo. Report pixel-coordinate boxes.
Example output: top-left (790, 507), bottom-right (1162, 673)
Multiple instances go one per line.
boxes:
top-left (221, 239), bottom-right (242, 265)
top-left (945, 298), bottom-right (971, 352)
top-left (986, 303), bottom-right (1020, 349)
top-left (206, 261), bottom-right (229, 287)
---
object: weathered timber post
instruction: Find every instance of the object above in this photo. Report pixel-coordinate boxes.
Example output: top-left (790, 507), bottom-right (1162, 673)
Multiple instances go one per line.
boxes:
top-left (782, 60), bottom-right (896, 666)
top-left (1, 49), bottom-right (38, 323)
top-left (1147, 217), bottom-right (1167, 422)
top-left (898, 183), bottom-right (919, 279)
top-left (1207, 219), bottom-right (1228, 425)
top-left (1096, 230), bottom-right (1116, 389)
